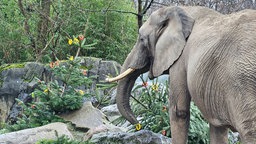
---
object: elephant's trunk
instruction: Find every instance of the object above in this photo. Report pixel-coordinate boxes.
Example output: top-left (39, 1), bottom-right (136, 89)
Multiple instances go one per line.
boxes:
top-left (116, 67), bottom-right (149, 125)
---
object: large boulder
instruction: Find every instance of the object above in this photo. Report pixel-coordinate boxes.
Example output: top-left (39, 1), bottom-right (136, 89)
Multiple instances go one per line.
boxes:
top-left (0, 122), bottom-right (73, 144)
top-left (90, 130), bottom-right (172, 144)
top-left (60, 101), bottom-right (109, 130)
top-left (60, 101), bottom-right (126, 141)
top-left (0, 62), bottom-right (45, 123)
top-left (101, 104), bottom-right (120, 122)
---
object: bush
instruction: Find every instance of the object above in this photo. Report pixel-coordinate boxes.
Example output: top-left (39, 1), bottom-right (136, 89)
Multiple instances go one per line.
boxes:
top-left (33, 57), bottom-right (92, 113)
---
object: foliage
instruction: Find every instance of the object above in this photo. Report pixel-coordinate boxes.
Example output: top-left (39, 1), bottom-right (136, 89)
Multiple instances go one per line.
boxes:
top-left (129, 76), bottom-right (209, 143)
top-left (4, 99), bottom-right (64, 132)
top-left (61, 0), bottom-right (137, 63)
top-left (0, 0), bottom-right (33, 64)
top-left (36, 135), bottom-right (93, 144)
top-left (0, 0), bottom-right (137, 64)
top-left (33, 57), bottom-right (92, 113)
top-left (3, 57), bottom-right (92, 132)
top-left (131, 77), bottom-right (170, 135)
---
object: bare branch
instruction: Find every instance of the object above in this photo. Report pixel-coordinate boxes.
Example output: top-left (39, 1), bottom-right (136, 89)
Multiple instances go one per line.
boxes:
top-left (81, 9), bottom-right (139, 16)
top-left (152, 1), bottom-right (169, 6)
top-left (18, 0), bottom-right (36, 49)
top-left (143, 0), bottom-right (149, 11)
top-left (36, 35), bottom-right (55, 62)
top-left (142, 0), bottom-right (154, 14)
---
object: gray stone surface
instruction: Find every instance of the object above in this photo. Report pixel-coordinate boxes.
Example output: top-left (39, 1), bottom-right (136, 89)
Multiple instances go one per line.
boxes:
top-left (60, 102), bottom-right (125, 133)
top-left (101, 104), bottom-right (121, 122)
top-left (60, 101), bottom-right (108, 129)
top-left (90, 130), bottom-right (172, 144)
top-left (0, 62), bottom-right (45, 123)
top-left (0, 122), bottom-right (73, 144)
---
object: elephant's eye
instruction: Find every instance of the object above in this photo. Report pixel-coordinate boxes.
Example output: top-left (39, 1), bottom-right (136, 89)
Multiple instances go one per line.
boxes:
top-left (140, 37), bottom-right (147, 46)
top-left (139, 34), bottom-right (147, 46)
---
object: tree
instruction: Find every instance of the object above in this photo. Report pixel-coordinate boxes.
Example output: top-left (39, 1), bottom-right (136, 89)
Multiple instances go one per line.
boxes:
top-left (18, 0), bottom-right (52, 62)
top-left (1, 0), bottom-right (138, 64)
top-left (136, 0), bottom-right (154, 28)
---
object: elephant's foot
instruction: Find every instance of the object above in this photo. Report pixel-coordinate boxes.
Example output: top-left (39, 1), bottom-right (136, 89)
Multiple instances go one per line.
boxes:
top-left (209, 124), bottom-right (228, 144)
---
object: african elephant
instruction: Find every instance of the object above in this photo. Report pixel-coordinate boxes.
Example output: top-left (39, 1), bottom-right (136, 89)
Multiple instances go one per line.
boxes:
top-left (107, 6), bottom-right (256, 144)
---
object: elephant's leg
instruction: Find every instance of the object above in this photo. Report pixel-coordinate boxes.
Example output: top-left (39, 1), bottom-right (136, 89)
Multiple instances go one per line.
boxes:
top-left (169, 91), bottom-right (190, 144)
top-left (169, 66), bottom-right (191, 144)
top-left (169, 101), bottom-right (190, 144)
top-left (209, 124), bottom-right (228, 144)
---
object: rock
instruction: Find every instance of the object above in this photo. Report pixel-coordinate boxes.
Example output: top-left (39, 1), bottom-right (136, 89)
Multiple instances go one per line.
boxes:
top-left (60, 101), bottom-right (124, 133)
top-left (60, 102), bottom-right (126, 141)
top-left (83, 123), bottom-right (126, 141)
top-left (98, 60), bottom-right (121, 81)
top-left (90, 130), bottom-right (172, 144)
top-left (8, 63), bottom-right (45, 123)
top-left (60, 101), bottom-right (107, 130)
top-left (81, 57), bottom-right (121, 89)
top-left (0, 62), bottom-right (45, 123)
top-left (0, 122), bottom-right (73, 144)
top-left (109, 88), bottom-right (117, 104)
top-left (101, 104), bottom-right (120, 122)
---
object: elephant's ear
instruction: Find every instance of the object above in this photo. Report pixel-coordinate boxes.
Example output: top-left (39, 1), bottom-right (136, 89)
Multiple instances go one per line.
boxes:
top-left (152, 7), bottom-right (194, 77)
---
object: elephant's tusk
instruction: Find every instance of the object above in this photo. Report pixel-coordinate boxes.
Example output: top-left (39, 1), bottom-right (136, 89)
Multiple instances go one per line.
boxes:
top-left (106, 68), bottom-right (135, 82)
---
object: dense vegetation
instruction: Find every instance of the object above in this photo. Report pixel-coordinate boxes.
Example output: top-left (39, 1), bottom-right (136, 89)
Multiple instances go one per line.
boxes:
top-left (0, 0), bottom-right (137, 64)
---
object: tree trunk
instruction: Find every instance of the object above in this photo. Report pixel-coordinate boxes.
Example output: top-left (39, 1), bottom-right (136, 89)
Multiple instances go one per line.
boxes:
top-left (36, 0), bottom-right (51, 59)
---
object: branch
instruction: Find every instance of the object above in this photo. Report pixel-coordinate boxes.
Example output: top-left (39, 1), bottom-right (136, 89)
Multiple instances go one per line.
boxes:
top-left (36, 35), bottom-right (55, 62)
top-left (152, 1), bottom-right (169, 6)
top-left (33, 7), bottom-right (70, 38)
top-left (142, 0), bottom-right (154, 14)
top-left (18, 0), bottom-right (36, 49)
top-left (142, 0), bottom-right (149, 12)
top-left (130, 95), bottom-right (149, 110)
top-left (81, 9), bottom-right (139, 16)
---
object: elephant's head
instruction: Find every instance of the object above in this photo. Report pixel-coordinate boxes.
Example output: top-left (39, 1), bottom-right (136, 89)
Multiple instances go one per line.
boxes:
top-left (107, 7), bottom-right (194, 125)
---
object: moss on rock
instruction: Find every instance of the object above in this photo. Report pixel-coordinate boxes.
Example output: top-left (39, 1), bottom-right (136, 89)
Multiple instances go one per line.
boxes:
top-left (0, 63), bottom-right (26, 73)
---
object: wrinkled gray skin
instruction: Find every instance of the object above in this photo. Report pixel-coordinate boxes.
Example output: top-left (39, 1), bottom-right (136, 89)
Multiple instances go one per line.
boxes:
top-left (116, 6), bottom-right (256, 144)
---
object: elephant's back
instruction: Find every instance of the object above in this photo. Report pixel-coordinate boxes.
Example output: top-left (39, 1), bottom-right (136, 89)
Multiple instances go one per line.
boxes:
top-left (185, 9), bottom-right (256, 126)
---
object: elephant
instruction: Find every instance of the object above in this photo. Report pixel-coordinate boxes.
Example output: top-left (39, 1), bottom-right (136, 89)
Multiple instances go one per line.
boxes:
top-left (106, 6), bottom-right (256, 144)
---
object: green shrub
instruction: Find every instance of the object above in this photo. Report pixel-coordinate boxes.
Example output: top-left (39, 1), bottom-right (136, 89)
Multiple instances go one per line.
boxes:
top-left (33, 57), bottom-right (92, 113)
top-left (5, 99), bottom-right (63, 132)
